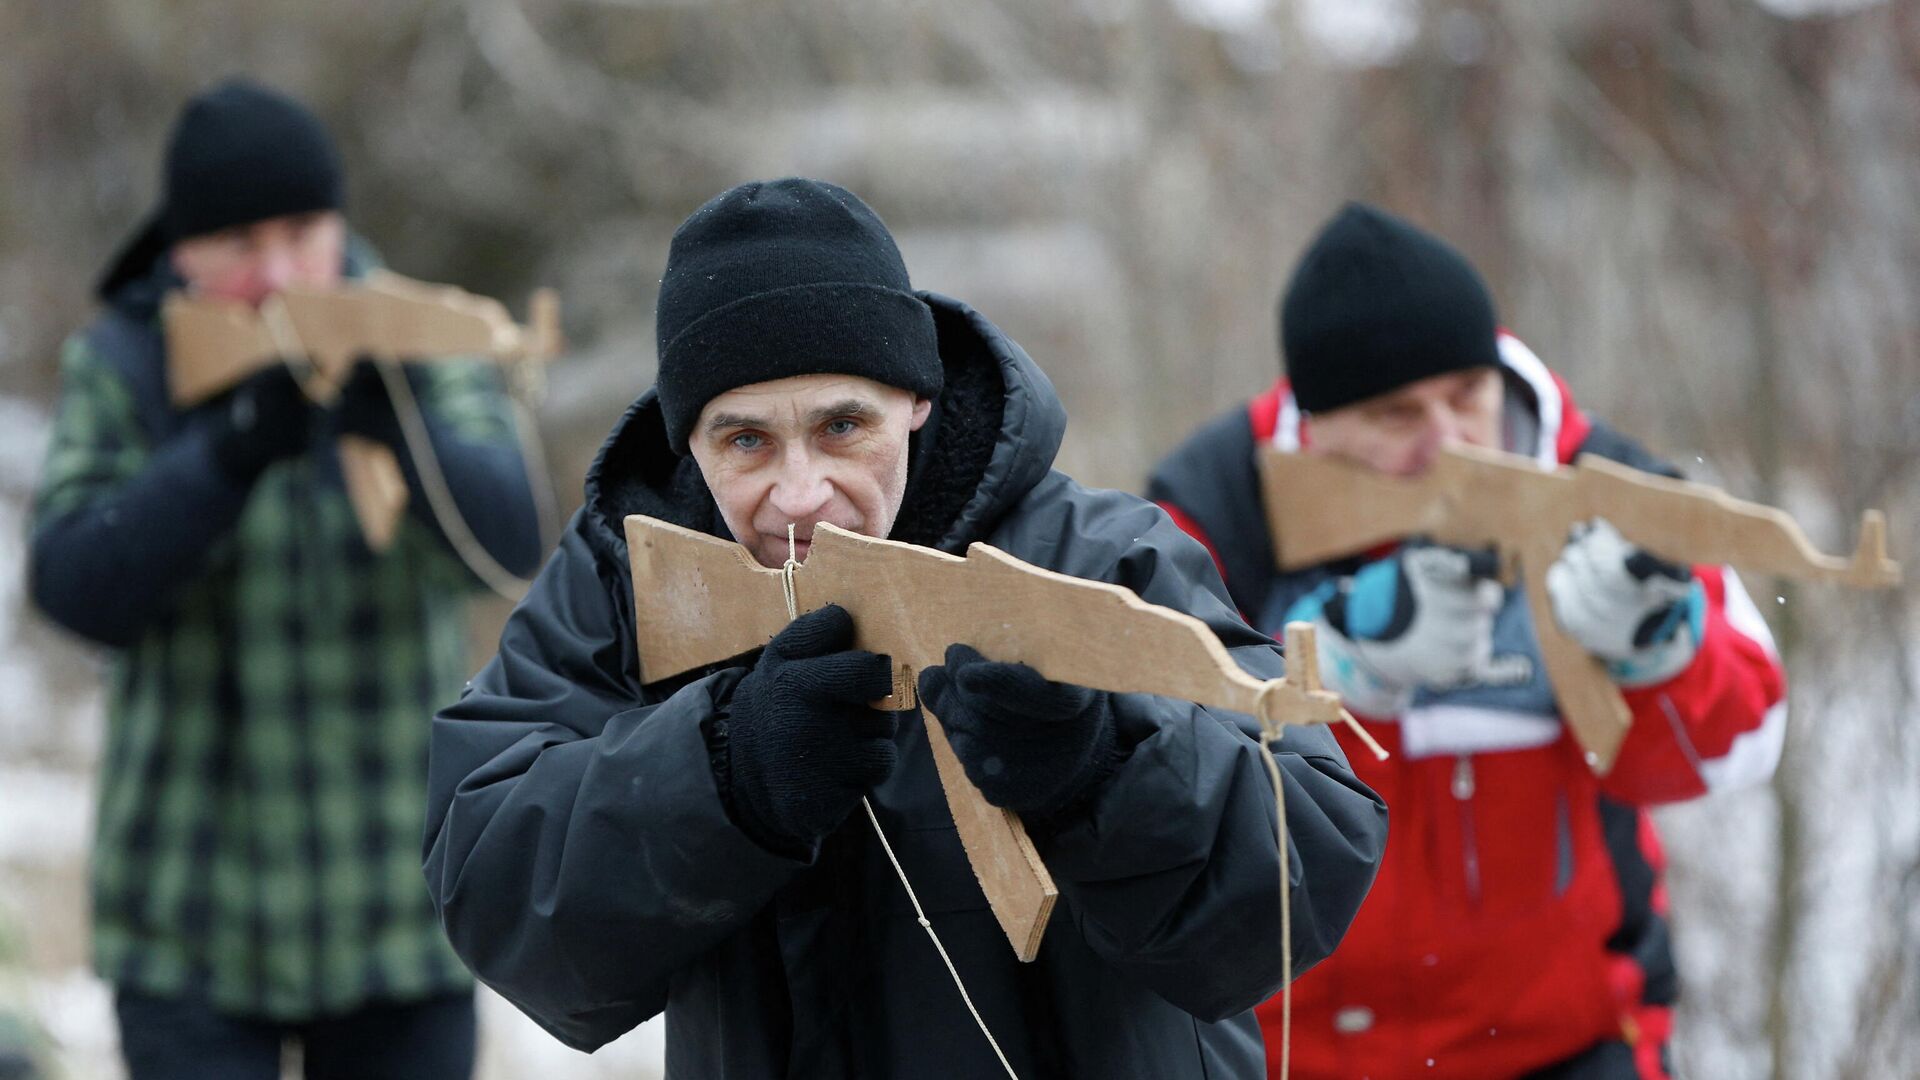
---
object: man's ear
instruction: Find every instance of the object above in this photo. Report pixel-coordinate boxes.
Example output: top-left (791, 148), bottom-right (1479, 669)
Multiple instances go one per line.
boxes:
top-left (1297, 412), bottom-right (1322, 454)
top-left (166, 245), bottom-right (190, 285)
top-left (167, 242), bottom-right (211, 294)
top-left (909, 396), bottom-right (933, 431)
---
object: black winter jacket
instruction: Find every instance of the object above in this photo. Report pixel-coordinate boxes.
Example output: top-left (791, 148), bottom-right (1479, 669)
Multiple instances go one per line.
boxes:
top-left (423, 292), bottom-right (1386, 1078)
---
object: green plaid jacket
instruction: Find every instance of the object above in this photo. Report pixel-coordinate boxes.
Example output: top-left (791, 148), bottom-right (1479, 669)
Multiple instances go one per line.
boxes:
top-left (32, 293), bottom-right (513, 1019)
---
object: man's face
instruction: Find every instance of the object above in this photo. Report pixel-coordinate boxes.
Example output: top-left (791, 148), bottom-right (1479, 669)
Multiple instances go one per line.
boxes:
top-left (690, 374), bottom-right (934, 569)
top-left (169, 210), bottom-right (346, 308)
top-left (1304, 366), bottom-right (1503, 477)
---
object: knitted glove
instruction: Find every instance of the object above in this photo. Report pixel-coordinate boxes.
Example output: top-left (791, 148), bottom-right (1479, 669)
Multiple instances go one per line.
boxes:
top-left (917, 643), bottom-right (1120, 819)
top-left (1301, 543), bottom-right (1503, 716)
top-left (207, 364), bottom-right (313, 483)
top-left (722, 604), bottom-right (899, 850)
top-left (1546, 518), bottom-right (1703, 687)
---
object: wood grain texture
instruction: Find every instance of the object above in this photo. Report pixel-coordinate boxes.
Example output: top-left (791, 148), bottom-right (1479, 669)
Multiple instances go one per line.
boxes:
top-left (163, 271), bottom-right (560, 548)
top-left (624, 515), bottom-right (1351, 959)
top-left (1259, 443), bottom-right (1900, 772)
top-left (337, 436), bottom-right (409, 554)
top-left (920, 701), bottom-right (1058, 961)
top-left (164, 270), bottom-right (560, 405)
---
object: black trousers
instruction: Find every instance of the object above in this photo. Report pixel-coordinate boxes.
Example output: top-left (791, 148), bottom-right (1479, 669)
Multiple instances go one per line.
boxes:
top-left (115, 987), bottom-right (476, 1080)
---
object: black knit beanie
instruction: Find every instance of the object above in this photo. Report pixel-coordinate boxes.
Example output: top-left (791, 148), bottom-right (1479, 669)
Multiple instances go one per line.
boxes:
top-left (164, 78), bottom-right (343, 240)
top-left (1279, 202), bottom-right (1500, 414)
top-left (97, 78), bottom-right (344, 299)
top-left (654, 178), bottom-right (943, 455)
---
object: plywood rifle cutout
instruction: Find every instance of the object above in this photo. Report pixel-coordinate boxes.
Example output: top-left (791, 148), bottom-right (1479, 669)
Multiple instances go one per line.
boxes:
top-left (1260, 443), bottom-right (1901, 774)
top-left (164, 270), bottom-right (562, 550)
top-left (625, 515), bottom-right (1381, 962)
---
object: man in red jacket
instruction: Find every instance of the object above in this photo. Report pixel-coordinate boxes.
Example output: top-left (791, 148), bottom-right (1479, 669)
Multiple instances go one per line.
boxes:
top-left (1148, 202), bottom-right (1787, 1079)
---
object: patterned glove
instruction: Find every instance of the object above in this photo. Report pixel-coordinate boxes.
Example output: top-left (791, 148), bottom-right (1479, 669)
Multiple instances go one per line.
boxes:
top-left (1297, 543), bottom-right (1504, 716)
top-left (721, 604), bottom-right (899, 850)
top-left (917, 643), bottom-right (1120, 819)
top-left (1546, 518), bottom-right (1703, 686)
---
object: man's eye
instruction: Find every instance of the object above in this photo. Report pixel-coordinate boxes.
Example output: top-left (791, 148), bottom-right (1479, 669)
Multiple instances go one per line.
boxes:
top-left (824, 418), bottom-right (857, 436)
top-left (730, 432), bottom-right (764, 450)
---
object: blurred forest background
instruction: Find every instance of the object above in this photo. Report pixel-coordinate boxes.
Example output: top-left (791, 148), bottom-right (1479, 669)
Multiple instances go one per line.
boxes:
top-left (2, 0), bottom-right (1917, 1076)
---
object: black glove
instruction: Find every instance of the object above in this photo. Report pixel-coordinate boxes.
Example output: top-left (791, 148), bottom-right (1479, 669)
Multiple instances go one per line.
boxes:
top-left (721, 604), bottom-right (899, 851)
top-left (331, 358), bottom-right (405, 448)
top-left (916, 644), bottom-right (1119, 818)
top-left (207, 364), bottom-right (313, 483)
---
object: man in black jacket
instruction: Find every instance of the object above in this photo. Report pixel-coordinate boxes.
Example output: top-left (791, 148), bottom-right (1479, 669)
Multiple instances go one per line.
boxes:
top-left (423, 177), bottom-right (1386, 1077)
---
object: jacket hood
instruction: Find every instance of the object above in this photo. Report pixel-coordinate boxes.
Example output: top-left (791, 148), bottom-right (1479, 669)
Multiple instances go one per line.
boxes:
top-left (96, 210), bottom-right (174, 306)
top-left (582, 291), bottom-right (1067, 559)
top-left (1263, 332), bottom-right (1588, 468)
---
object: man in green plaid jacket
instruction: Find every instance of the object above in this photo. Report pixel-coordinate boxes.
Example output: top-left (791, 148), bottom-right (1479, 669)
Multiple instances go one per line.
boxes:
top-left (27, 79), bottom-right (543, 1079)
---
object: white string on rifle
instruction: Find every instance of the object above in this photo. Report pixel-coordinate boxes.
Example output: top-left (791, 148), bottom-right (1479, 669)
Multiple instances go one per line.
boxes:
top-left (372, 355), bottom-right (536, 602)
top-left (504, 378), bottom-right (564, 556)
top-left (1258, 734), bottom-right (1295, 1080)
top-left (256, 296), bottom-right (553, 603)
top-left (259, 295), bottom-right (320, 403)
top-left (780, 523), bottom-right (802, 624)
top-left (780, 524), bottom-right (1019, 1080)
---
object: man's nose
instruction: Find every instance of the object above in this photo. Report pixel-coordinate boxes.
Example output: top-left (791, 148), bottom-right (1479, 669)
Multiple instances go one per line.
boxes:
top-left (768, 451), bottom-right (832, 520)
top-left (1406, 405), bottom-right (1458, 473)
top-left (255, 246), bottom-right (298, 297)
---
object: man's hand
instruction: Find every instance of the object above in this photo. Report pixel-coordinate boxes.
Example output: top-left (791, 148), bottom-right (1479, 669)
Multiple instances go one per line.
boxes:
top-left (331, 358), bottom-right (404, 448)
top-left (207, 364), bottom-right (312, 483)
top-left (1546, 518), bottom-right (1703, 687)
top-left (723, 604), bottom-right (899, 850)
top-left (917, 644), bottom-right (1119, 819)
top-left (1305, 544), bottom-right (1503, 716)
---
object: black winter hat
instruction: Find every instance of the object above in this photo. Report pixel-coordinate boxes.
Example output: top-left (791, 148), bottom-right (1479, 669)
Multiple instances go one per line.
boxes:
top-left (162, 78), bottom-right (343, 241)
top-left (1279, 202), bottom-right (1501, 414)
top-left (654, 178), bottom-right (943, 455)
top-left (97, 78), bottom-right (344, 299)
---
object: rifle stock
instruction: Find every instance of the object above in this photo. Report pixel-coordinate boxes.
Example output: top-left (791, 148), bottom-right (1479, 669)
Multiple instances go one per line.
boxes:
top-left (624, 515), bottom-right (1363, 960)
top-left (1259, 443), bottom-right (1899, 773)
top-left (1571, 453), bottom-right (1898, 587)
top-left (163, 272), bottom-right (561, 550)
top-left (164, 269), bottom-right (560, 405)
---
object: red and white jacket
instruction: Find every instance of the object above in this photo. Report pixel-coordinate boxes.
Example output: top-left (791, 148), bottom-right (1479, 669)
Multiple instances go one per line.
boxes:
top-left (1146, 335), bottom-right (1787, 1079)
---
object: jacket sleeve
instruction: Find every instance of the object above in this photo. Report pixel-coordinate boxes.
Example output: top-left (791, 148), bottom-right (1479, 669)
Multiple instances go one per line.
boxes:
top-left (1602, 564), bottom-right (1787, 804)
top-left (421, 515), bottom-right (807, 1051)
top-left (997, 481), bottom-right (1387, 1022)
top-left (1144, 403), bottom-right (1276, 620)
top-left (28, 333), bottom-right (253, 647)
top-left (1572, 420), bottom-right (1789, 805)
top-left (376, 359), bottom-right (545, 580)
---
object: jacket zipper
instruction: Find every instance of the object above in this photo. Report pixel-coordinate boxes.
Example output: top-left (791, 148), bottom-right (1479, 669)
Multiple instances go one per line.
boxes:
top-left (1453, 755), bottom-right (1482, 905)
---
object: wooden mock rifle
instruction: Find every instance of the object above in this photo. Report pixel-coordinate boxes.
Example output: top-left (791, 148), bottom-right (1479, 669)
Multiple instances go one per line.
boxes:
top-left (1258, 443), bottom-right (1901, 773)
top-left (624, 515), bottom-right (1378, 961)
top-left (163, 270), bottom-right (561, 551)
